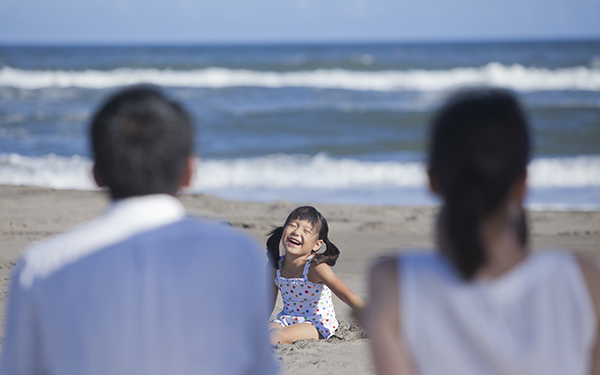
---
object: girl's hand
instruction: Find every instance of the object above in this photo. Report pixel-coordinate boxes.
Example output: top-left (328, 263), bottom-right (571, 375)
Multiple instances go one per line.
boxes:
top-left (308, 263), bottom-right (365, 312)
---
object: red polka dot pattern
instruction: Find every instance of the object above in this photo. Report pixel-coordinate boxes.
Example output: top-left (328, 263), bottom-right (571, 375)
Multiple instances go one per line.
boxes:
top-left (270, 255), bottom-right (339, 338)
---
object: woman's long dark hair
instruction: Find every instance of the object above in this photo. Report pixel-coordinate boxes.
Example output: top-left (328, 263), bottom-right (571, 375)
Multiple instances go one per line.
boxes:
top-left (266, 206), bottom-right (340, 270)
top-left (429, 88), bottom-right (530, 280)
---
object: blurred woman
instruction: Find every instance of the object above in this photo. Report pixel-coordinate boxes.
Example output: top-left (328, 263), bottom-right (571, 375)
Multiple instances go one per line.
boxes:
top-left (365, 88), bottom-right (600, 375)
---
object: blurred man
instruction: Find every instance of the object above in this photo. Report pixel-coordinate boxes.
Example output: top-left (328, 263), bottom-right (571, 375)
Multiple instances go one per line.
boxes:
top-left (2, 86), bottom-right (278, 375)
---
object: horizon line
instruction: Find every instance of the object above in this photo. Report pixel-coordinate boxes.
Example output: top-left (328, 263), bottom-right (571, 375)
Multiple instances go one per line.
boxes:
top-left (1, 35), bottom-right (600, 47)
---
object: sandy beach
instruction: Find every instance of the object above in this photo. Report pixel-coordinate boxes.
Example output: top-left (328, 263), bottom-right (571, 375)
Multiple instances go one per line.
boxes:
top-left (1, 184), bottom-right (599, 374)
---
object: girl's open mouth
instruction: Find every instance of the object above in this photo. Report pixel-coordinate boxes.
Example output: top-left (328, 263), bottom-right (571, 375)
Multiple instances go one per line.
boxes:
top-left (288, 237), bottom-right (301, 246)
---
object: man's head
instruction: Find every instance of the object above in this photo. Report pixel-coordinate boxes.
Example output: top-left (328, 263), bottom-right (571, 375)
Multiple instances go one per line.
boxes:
top-left (91, 85), bottom-right (194, 199)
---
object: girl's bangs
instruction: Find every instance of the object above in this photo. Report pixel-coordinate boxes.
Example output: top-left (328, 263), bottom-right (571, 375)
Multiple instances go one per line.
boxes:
top-left (285, 207), bottom-right (322, 230)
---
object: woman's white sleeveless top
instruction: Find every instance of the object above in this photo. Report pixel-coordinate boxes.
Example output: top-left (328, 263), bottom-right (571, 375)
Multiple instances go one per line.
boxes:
top-left (400, 251), bottom-right (596, 375)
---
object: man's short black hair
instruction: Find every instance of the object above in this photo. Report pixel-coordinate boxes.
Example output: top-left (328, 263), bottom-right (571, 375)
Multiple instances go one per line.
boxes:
top-left (90, 85), bottom-right (194, 199)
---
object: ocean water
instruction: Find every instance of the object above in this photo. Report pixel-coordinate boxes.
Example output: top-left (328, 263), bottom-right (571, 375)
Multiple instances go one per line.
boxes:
top-left (0, 41), bottom-right (599, 210)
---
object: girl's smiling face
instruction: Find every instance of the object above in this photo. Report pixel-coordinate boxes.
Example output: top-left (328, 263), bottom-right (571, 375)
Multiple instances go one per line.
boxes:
top-left (282, 219), bottom-right (323, 257)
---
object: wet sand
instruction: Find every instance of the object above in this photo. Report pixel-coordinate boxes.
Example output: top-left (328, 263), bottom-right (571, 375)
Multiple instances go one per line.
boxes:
top-left (1, 185), bottom-right (599, 374)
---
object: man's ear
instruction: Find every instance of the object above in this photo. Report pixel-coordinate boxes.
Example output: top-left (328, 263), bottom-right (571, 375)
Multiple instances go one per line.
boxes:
top-left (179, 155), bottom-right (196, 188)
top-left (93, 163), bottom-right (105, 188)
top-left (427, 167), bottom-right (441, 195)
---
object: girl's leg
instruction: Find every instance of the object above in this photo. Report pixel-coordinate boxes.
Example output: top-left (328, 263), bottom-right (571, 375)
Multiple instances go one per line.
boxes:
top-left (268, 322), bottom-right (284, 345)
top-left (269, 322), bottom-right (319, 345)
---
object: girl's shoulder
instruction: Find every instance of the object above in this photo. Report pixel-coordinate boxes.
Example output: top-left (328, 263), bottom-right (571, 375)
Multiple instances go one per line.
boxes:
top-left (308, 261), bottom-right (331, 272)
top-left (307, 261), bottom-right (333, 284)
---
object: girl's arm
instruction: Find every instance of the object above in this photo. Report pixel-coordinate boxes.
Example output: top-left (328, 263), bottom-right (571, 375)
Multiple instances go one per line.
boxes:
top-left (309, 263), bottom-right (365, 312)
top-left (364, 258), bottom-right (414, 375)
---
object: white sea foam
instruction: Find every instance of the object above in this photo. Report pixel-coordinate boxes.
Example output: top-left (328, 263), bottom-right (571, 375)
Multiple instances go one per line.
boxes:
top-left (195, 154), bottom-right (426, 189)
top-left (0, 153), bottom-right (96, 190)
top-left (528, 156), bottom-right (600, 187)
top-left (1, 63), bottom-right (600, 91)
top-left (196, 154), bottom-right (600, 189)
top-left (1, 153), bottom-right (599, 191)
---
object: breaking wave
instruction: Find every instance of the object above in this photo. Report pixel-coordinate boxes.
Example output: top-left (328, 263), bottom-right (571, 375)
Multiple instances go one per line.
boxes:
top-left (1, 63), bottom-right (600, 91)
top-left (1, 153), bottom-right (599, 190)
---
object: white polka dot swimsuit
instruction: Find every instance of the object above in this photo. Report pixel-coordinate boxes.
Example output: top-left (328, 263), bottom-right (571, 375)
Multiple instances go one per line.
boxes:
top-left (272, 255), bottom-right (338, 338)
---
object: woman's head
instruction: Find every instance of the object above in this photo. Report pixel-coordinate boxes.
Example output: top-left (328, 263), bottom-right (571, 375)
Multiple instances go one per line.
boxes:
top-left (266, 206), bottom-right (340, 269)
top-left (428, 88), bottom-right (531, 280)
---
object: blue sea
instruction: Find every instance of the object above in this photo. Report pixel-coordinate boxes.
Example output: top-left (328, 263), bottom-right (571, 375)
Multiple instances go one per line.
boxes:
top-left (0, 41), bottom-right (599, 210)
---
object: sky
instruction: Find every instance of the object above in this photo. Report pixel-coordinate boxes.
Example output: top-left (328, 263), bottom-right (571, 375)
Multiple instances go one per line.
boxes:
top-left (0, 0), bottom-right (599, 44)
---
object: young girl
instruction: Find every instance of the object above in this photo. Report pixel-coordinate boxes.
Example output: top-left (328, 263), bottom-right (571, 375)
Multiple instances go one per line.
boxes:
top-left (267, 206), bottom-right (365, 345)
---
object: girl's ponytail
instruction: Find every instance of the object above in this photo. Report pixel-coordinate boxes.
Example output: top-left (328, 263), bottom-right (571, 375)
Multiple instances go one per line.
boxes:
top-left (312, 238), bottom-right (340, 267)
top-left (442, 172), bottom-right (491, 279)
top-left (266, 227), bottom-right (284, 269)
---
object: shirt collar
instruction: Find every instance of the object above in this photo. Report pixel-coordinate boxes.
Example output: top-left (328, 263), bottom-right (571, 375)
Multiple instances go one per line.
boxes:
top-left (19, 194), bottom-right (187, 288)
top-left (105, 194), bottom-right (186, 227)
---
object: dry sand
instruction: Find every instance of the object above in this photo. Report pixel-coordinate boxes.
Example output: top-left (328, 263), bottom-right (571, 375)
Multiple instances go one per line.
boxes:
top-left (1, 185), bottom-right (599, 374)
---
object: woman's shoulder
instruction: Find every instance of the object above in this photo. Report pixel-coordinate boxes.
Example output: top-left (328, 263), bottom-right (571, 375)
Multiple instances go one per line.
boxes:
top-left (369, 256), bottom-right (400, 289)
top-left (369, 251), bottom-right (445, 282)
top-left (573, 254), bottom-right (600, 322)
top-left (398, 251), bottom-right (453, 279)
top-left (398, 250), bottom-right (444, 264)
top-left (575, 254), bottom-right (600, 284)
top-left (526, 250), bottom-right (598, 281)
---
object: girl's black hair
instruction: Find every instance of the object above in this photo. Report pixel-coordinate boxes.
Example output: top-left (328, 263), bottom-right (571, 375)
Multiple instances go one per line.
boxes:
top-left (429, 88), bottom-right (530, 280)
top-left (266, 206), bottom-right (340, 269)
